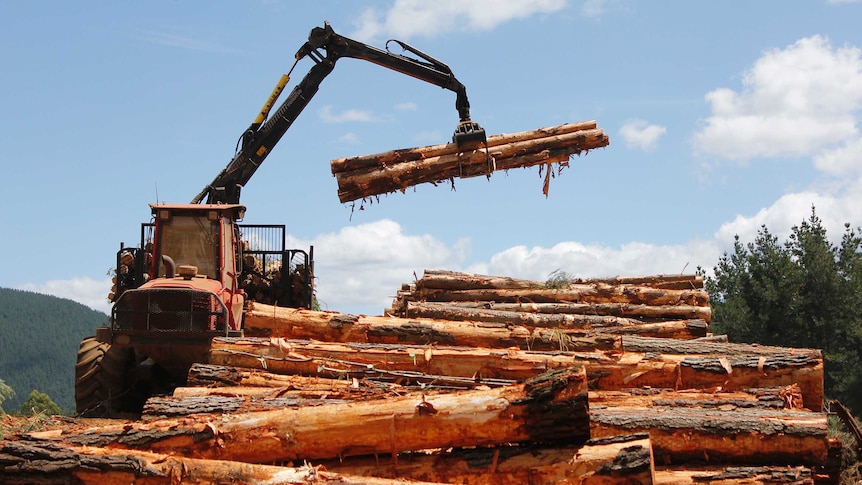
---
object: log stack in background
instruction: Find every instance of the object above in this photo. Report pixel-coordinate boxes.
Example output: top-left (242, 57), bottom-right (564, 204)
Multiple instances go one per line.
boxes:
top-left (330, 120), bottom-right (609, 203)
top-left (2, 268), bottom-right (839, 484)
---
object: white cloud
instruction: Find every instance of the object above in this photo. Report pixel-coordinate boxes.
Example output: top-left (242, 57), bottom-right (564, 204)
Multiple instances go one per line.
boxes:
top-left (581, 0), bottom-right (609, 17)
top-left (813, 136), bottom-right (862, 176)
top-left (466, 240), bottom-right (718, 281)
top-left (301, 219), bottom-right (470, 313)
top-left (17, 277), bottom-right (112, 315)
top-left (619, 119), bottom-right (667, 151)
top-left (350, 0), bottom-right (567, 41)
top-left (694, 35), bottom-right (862, 161)
top-left (318, 105), bottom-right (377, 123)
top-left (395, 101), bottom-right (418, 111)
top-left (714, 187), bottom-right (862, 247)
top-left (338, 132), bottom-right (361, 143)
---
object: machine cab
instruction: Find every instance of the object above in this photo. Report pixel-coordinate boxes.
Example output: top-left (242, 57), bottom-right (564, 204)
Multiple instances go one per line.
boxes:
top-left (111, 204), bottom-right (247, 336)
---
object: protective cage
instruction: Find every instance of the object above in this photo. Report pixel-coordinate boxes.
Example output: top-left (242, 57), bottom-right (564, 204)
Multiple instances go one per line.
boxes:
top-left (112, 288), bottom-right (228, 334)
top-left (239, 224), bottom-right (314, 309)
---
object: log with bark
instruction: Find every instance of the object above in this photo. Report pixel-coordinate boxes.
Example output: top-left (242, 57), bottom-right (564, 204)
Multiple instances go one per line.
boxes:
top-left (246, 302), bottom-right (704, 351)
top-left (398, 300), bottom-right (713, 326)
top-left (186, 362), bottom-right (395, 390)
top-left (399, 301), bottom-right (709, 338)
top-left (28, 367), bottom-right (589, 464)
top-left (409, 284), bottom-right (709, 308)
top-left (412, 269), bottom-right (705, 291)
top-left (590, 385), bottom-right (804, 411)
top-left (0, 440), bottom-right (443, 485)
top-left (331, 121), bottom-right (609, 202)
top-left (653, 466), bottom-right (814, 484)
top-left (590, 406), bottom-right (829, 466)
top-left (208, 337), bottom-right (823, 409)
top-left (389, 270), bottom-right (709, 317)
top-left (320, 433), bottom-right (655, 485)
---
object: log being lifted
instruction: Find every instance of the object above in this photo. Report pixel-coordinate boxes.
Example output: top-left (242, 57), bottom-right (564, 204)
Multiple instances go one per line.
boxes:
top-left (30, 367), bottom-right (589, 464)
top-left (208, 337), bottom-right (824, 410)
top-left (0, 441), bottom-right (443, 485)
top-left (331, 121), bottom-right (609, 202)
top-left (320, 434), bottom-right (655, 485)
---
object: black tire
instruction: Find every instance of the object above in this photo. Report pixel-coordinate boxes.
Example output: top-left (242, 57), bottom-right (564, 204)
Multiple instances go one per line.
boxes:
top-left (74, 336), bottom-right (131, 417)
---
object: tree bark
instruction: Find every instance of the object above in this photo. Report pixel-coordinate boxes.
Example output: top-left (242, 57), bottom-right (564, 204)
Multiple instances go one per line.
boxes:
top-left (590, 406), bottom-right (829, 466)
top-left (320, 434), bottom-right (655, 485)
top-left (653, 466), bottom-right (813, 484)
top-left (208, 337), bottom-right (824, 410)
top-left (31, 367), bottom-right (589, 464)
top-left (0, 441), bottom-right (443, 485)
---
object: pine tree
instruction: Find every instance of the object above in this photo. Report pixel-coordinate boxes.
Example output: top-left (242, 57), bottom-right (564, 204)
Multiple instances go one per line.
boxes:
top-left (705, 207), bottom-right (862, 417)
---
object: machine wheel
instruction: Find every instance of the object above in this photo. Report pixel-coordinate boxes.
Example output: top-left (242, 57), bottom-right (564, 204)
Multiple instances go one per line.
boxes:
top-left (74, 336), bottom-right (132, 417)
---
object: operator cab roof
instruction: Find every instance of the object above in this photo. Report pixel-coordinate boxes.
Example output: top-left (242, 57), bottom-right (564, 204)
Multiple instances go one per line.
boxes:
top-left (149, 203), bottom-right (246, 220)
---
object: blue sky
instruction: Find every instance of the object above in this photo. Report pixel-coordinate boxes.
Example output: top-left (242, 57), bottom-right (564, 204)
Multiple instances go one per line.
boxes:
top-left (3, 1), bottom-right (862, 316)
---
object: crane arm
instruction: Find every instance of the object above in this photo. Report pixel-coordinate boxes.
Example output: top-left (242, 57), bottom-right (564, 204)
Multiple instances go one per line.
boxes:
top-left (193, 22), bottom-right (485, 205)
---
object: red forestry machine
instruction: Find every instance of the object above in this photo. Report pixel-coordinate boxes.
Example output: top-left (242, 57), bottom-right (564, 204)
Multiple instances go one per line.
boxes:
top-left (76, 23), bottom-right (486, 416)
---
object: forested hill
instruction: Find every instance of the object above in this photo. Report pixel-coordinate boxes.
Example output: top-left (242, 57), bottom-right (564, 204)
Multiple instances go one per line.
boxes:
top-left (0, 288), bottom-right (108, 413)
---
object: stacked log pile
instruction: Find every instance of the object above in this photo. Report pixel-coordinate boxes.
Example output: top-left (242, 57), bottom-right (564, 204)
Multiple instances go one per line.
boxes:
top-left (0, 269), bottom-right (839, 484)
top-left (330, 120), bottom-right (609, 203)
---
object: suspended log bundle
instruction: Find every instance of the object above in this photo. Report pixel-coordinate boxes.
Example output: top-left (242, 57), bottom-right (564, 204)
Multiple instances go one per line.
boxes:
top-left (331, 121), bottom-right (609, 202)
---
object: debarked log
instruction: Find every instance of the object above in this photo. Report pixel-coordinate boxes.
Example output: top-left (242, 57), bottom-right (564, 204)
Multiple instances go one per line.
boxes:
top-left (30, 367), bottom-right (590, 464)
top-left (0, 441), bottom-right (444, 485)
top-left (208, 338), bottom-right (823, 410)
top-left (590, 406), bottom-right (829, 466)
top-left (319, 433), bottom-right (655, 485)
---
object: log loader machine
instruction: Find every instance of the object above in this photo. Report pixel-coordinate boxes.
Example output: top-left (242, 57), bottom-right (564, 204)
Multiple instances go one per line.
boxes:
top-left (75, 23), bottom-right (487, 416)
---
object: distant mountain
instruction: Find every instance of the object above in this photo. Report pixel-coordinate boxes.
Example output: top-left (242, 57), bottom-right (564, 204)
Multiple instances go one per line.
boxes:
top-left (0, 288), bottom-right (108, 413)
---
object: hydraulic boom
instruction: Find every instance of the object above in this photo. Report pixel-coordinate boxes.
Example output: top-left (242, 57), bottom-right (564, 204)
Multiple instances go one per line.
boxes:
top-left (192, 22), bottom-right (486, 205)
